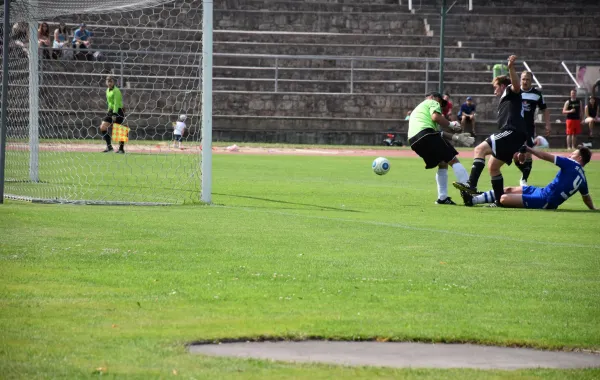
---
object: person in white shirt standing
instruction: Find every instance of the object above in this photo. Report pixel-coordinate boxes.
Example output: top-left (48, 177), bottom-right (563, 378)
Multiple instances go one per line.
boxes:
top-left (172, 115), bottom-right (187, 149)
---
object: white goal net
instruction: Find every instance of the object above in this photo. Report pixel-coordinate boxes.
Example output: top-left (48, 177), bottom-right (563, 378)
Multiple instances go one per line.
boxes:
top-left (1, 0), bottom-right (213, 205)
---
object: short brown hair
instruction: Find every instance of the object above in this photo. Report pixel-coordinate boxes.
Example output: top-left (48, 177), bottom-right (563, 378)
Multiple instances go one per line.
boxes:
top-left (521, 71), bottom-right (533, 79)
top-left (577, 146), bottom-right (592, 165)
top-left (492, 75), bottom-right (511, 87)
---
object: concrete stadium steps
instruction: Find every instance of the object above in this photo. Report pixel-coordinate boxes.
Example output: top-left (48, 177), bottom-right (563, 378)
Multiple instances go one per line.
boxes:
top-left (214, 0), bottom-right (407, 12)
top-left (209, 78), bottom-right (497, 95)
top-left (416, 6), bottom-right (597, 16)
top-left (212, 56), bottom-right (490, 71)
top-left (61, 2), bottom-right (202, 29)
top-left (416, 0), bottom-right (589, 8)
top-left (469, 49), bottom-right (600, 62)
top-left (455, 37), bottom-right (600, 51)
top-left (39, 73), bottom-right (200, 90)
top-left (426, 15), bottom-right (599, 38)
top-left (213, 10), bottom-right (425, 33)
top-left (39, 60), bottom-right (200, 78)
top-left (211, 92), bottom-right (482, 119)
top-left (214, 31), bottom-right (442, 46)
top-left (213, 42), bottom-right (473, 58)
top-left (212, 66), bottom-right (495, 82)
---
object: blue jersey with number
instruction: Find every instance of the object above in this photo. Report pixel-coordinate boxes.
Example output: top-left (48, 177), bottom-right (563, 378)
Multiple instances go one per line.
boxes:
top-left (543, 156), bottom-right (588, 208)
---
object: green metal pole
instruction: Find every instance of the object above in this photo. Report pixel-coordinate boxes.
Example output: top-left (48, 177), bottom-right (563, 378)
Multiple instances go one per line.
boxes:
top-left (438, 0), bottom-right (446, 94)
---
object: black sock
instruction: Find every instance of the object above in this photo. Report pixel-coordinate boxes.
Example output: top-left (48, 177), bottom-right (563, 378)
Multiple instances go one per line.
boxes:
top-left (468, 158), bottom-right (485, 188)
top-left (119, 142), bottom-right (124, 151)
top-left (491, 174), bottom-right (504, 204)
top-left (103, 132), bottom-right (112, 147)
top-left (521, 159), bottom-right (532, 181)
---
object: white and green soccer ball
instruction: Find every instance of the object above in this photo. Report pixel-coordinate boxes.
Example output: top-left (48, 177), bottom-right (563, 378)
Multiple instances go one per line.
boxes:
top-left (372, 157), bottom-right (390, 175)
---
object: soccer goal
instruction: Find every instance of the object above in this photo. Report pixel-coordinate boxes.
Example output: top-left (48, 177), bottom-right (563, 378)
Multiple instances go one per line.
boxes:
top-left (0, 0), bottom-right (213, 205)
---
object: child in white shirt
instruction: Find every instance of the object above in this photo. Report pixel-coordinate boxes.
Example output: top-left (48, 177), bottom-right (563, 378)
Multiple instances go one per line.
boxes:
top-left (172, 115), bottom-right (187, 149)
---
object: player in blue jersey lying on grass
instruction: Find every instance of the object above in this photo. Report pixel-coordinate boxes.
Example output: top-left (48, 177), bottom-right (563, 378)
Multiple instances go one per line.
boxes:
top-left (459, 145), bottom-right (597, 210)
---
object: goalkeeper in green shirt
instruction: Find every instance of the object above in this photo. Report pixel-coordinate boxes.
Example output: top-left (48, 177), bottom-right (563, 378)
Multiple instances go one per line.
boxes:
top-left (408, 91), bottom-right (474, 205)
top-left (100, 77), bottom-right (126, 153)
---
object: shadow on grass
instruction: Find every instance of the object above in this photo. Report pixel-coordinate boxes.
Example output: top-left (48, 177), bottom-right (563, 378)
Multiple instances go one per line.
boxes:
top-left (214, 193), bottom-right (362, 213)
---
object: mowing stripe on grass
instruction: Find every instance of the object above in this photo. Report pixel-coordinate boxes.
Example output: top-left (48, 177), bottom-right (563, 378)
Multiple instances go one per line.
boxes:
top-left (220, 205), bottom-right (600, 249)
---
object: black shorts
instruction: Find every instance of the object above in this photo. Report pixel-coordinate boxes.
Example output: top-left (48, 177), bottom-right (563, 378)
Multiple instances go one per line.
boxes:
top-left (173, 133), bottom-right (183, 142)
top-left (485, 130), bottom-right (527, 165)
top-left (409, 129), bottom-right (459, 169)
top-left (103, 108), bottom-right (125, 124)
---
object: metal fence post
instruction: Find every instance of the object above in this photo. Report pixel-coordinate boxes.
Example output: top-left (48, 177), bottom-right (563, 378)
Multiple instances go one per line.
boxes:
top-left (274, 58), bottom-right (278, 92)
top-left (0, 0), bottom-right (11, 202)
top-left (120, 52), bottom-right (124, 88)
top-left (350, 59), bottom-right (354, 94)
top-left (425, 60), bottom-right (429, 94)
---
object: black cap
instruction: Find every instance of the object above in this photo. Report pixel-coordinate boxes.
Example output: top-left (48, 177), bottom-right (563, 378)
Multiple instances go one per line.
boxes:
top-left (426, 91), bottom-right (447, 108)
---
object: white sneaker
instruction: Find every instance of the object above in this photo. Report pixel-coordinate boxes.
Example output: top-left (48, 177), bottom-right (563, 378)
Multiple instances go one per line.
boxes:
top-left (520, 179), bottom-right (528, 187)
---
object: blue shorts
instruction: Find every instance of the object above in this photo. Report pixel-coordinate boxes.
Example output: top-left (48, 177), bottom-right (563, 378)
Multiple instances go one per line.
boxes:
top-left (521, 186), bottom-right (552, 209)
top-left (173, 133), bottom-right (182, 142)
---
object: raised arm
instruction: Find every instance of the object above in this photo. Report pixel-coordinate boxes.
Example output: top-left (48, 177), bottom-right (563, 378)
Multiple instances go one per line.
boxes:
top-left (525, 146), bottom-right (555, 163)
top-left (507, 55), bottom-right (520, 93)
top-left (582, 194), bottom-right (598, 210)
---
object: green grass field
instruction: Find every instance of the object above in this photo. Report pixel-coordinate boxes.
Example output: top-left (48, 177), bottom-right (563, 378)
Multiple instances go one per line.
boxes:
top-left (1, 149), bottom-right (600, 379)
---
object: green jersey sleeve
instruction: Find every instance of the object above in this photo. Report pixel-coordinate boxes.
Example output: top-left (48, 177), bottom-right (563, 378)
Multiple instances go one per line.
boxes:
top-left (428, 100), bottom-right (442, 117)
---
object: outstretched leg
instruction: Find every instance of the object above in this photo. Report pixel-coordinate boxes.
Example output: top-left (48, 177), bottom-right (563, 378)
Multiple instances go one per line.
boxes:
top-left (448, 156), bottom-right (469, 183)
top-left (434, 162), bottom-right (456, 205)
top-left (499, 194), bottom-right (525, 208)
top-left (453, 140), bottom-right (490, 194)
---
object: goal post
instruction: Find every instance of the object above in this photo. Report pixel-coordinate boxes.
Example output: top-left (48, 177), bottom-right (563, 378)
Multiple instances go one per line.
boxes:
top-left (201, 0), bottom-right (212, 204)
top-left (0, 0), bottom-right (213, 205)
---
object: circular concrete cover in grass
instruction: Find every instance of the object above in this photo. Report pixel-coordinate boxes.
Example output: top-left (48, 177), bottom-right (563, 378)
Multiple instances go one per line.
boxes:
top-left (190, 341), bottom-right (600, 369)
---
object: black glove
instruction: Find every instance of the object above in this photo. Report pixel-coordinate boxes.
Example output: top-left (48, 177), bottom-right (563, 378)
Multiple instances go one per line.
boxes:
top-left (519, 145), bottom-right (527, 154)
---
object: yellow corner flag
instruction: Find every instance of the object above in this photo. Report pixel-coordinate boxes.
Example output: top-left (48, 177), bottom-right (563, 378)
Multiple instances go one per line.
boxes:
top-left (111, 123), bottom-right (130, 143)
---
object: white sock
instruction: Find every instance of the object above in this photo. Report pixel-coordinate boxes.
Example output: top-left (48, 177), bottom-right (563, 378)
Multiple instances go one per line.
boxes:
top-left (473, 190), bottom-right (496, 205)
top-left (436, 168), bottom-right (449, 200)
top-left (451, 162), bottom-right (469, 183)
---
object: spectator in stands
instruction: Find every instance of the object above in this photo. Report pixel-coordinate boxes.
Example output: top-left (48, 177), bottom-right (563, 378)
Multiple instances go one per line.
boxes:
top-left (562, 89), bottom-right (583, 150)
top-left (52, 22), bottom-right (69, 59)
top-left (533, 135), bottom-right (549, 149)
top-left (593, 80), bottom-right (600, 100)
top-left (404, 110), bottom-right (411, 120)
top-left (12, 22), bottom-right (29, 56)
top-left (37, 22), bottom-right (51, 59)
top-left (442, 92), bottom-right (456, 121)
top-left (584, 95), bottom-right (599, 139)
top-left (458, 97), bottom-right (476, 136)
top-left (72, 23), bottom-right (92, 60)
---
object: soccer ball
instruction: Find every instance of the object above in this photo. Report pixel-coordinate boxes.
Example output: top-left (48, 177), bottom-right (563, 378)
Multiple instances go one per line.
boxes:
top-left (372, 157), bottom-right (390, 175)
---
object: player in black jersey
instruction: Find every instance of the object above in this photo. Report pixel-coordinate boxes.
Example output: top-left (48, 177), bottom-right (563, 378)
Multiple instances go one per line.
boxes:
top-left (514, 71), bottom-right (550, 186)
top-left (453, 55), bottom-right (528, 207)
